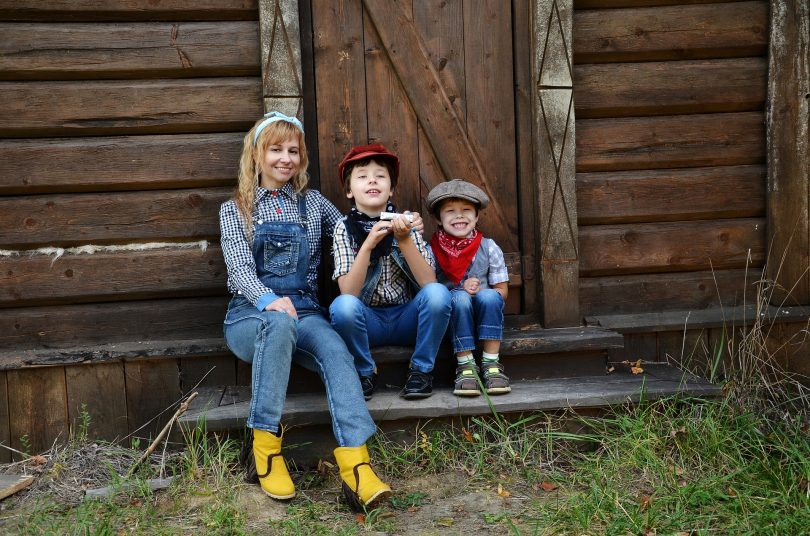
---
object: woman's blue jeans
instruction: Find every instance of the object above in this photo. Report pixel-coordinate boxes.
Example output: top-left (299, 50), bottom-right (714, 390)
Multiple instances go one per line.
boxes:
top-left (449, 288), bottom-right (504, 353)
top-left (329, 282), bottom-right (451, 377)
top-left (224, 306), bottom-right (376, 447)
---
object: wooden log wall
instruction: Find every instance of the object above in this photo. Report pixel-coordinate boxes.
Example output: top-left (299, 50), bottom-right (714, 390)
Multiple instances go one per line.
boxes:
top-left (0, 1), bottom-right (262, 460)
top-left (573, 0), bottom-right (769, 316)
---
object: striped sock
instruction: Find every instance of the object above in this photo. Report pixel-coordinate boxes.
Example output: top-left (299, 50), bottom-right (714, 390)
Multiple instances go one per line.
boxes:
top-left (482, 351), bottom-right (499, 364)
top-left (456, 353), bottom-right (475, 366)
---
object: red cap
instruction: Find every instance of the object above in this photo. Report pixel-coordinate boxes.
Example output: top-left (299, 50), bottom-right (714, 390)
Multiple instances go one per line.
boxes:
top-left (338, 144), bottom-right (400, 188)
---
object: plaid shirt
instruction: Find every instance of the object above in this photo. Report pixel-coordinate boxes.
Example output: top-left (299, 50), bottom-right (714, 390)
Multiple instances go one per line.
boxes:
top-left (481, 237), bottom-right (510, 286)
top-left (332, 219), bottom-right (435, 307)
top-left (220, 183), bottom-right (342, 308)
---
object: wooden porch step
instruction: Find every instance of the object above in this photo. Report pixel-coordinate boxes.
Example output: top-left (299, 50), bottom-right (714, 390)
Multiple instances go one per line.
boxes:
top-left (179, 364), bottom-right (720, 433)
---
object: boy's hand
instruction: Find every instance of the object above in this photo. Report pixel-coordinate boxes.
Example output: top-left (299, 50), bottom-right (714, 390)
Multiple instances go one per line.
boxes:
top-left (409, 211), bottom-right (425, 234)
top-left (265, 296), bottom-right (298, 319)
top-left (363, 220), bottom-right (394, 249)
top-left (391, 213), bottom-right (414, 241)
top-left (463, 277), bottom-right (481, 295)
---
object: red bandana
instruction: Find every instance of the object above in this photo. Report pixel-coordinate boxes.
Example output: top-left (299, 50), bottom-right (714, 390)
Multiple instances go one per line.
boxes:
top-left (430, 229), bottom-right (483, 285)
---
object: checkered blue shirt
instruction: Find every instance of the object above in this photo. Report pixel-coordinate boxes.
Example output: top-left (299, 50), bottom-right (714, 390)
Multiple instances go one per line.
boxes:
top-left (220, 184), bottom-right (342, 308)
top-left (480, 237), bottom-right (510, 286)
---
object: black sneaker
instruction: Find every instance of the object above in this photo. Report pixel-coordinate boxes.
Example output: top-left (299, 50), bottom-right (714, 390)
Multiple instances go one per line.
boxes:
top-left (402, 369), bottom-right (433, 399)
top-left (359, 373), bottom-right (377, 400)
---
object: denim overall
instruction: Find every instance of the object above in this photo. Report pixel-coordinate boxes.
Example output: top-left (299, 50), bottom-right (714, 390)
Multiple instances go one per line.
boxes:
top-left (223, 195), bottom-right (375, 446)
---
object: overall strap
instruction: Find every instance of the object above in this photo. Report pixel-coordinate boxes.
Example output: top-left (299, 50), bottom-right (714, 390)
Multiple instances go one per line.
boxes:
top-left (297, 193), bottom-right (308, 226)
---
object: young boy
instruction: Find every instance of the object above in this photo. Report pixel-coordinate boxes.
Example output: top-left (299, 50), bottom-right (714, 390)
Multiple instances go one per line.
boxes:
top-left (329, 144), bottom-right (451, 400)
top-left (426, 179), bottom-right (511, 396)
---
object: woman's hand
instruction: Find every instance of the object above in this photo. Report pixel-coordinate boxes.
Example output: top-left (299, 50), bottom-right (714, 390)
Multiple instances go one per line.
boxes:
top-left (463, 277), bottom-right (481, 295)
top-left (265, 296), bottom-right (298, 319)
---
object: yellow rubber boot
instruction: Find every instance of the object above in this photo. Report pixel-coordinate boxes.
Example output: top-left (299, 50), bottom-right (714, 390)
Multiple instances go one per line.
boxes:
top-left (334, 445), bottom-right (392, 511)
top-left (253, 429), bottom-right (295, 499)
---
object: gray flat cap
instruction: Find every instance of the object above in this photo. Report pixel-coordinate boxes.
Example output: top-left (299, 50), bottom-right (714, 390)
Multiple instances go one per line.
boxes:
top-left (426, 179), bottom-right (490, 212)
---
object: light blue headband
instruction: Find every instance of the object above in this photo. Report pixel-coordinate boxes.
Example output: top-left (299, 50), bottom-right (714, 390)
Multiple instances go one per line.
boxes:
top-left (253, 111), bottom-right (304, 146)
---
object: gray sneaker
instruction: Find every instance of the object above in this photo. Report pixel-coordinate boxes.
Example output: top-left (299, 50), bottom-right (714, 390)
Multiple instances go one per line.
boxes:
top-left (453, 362), bottom-right (481, 396)
top-left (482, 362), bottom-right (511, 394)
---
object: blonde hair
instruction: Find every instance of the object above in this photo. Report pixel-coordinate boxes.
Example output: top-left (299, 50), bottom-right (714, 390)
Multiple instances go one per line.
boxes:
top-left (233, 119), bottom-right (310, 240)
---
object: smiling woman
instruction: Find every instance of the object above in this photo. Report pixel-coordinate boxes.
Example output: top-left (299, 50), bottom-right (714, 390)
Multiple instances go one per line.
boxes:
top-left (218, 112), bottom-right (391, 511)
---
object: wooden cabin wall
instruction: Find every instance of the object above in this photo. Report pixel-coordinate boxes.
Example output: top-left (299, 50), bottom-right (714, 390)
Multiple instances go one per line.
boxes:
top-left (572, 0), bottom-right (769, 316)
top-left (0, 1), bottom-right (261, 459)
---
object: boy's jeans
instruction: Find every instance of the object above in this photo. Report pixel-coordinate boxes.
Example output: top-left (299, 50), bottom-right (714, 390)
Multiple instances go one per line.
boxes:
top-left (449, 288), bottom-right (504, 354)
top-left (224, 304), bottom-right (376, 447)
top-left (329, 282), bottom-right (451, 377)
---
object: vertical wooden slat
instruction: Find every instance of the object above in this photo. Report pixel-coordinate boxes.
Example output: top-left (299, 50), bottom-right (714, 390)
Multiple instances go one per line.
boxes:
top-left (66, 362), bottom-right (128, 442)
top-left (124, 359), bottom-right (181, 441)
top-left (180, 355), bottom-right (237, 392)
top-left (8, 367), bottom-right (68, 458)
top-left (0, 372), bottom-right (9, 463)
top-left (658, 329), bottom-right (709, 375)
top-left (258, 0), bottom-right (303, 117)
top-left (766, 0), bottom-right (810, 305)
top-left (463, 0), bottom-right (519, 252)
top-left (312, 0), bottom-right (368, 212)
top-left (363, 1), bottom-right (421, 213)
top-left (514, 0), bottom-right (539, 314)
top-left (533, 0), bottom-right (579, 327)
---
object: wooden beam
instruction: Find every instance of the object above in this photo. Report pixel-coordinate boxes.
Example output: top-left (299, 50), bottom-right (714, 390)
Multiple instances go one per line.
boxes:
top-left (766, 0), bottom-right (810, 305)
top-left (0, 188), bottom-right (229, 249)
top-left (577, 112), bottom-right (765, 173)
top-left (573, 1), bottom-right (768, 63)
top-left (577, 165), bottom-right (766, 225)
top-left (0, 79), bottom-right (262, 137)
top-left (580, 218), bottom-right (765, 276)
top-left (0, 22), bottom-right (260, 80)
top-left (533, 0), bottom-right (580, 327)
top-left (574, 58), bottom-right (767, 119)
top-left (0, 134), bottom-right (243, 195)
top-left (258, 0), bottom-right (303, 117)
top-left (0, 1), bottom-right (259, 21)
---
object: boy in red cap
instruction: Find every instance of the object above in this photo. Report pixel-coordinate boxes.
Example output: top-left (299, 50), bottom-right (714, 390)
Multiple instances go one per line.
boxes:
top-left (329, 144), bottom-right (451, 399)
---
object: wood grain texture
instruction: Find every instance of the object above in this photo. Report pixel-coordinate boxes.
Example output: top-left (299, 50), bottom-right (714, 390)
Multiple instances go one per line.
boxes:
top-left (0, 78), bottom-right (262, 137)
top-left (576, 112), bottom-right (765, 172)
top-left (0, 1), bottom-right (259, 21)
top-left (579, 218), bottom-right (765, 276)
top-left (0, 246), bottom-right (227, 307)
top-left (312, 0), bottom-right (368, 213)
top-left (574, 58), bottom-right (766, 118)
top-left (577, 165), bottom-right (766, 225)
top-left (0, 372), bottom-right (8, 462)
top-left (66, 362), bottom-right (129, 442)
top-left (0, 187), bottom-right (229, 248)
top-left (580, 268), bottom-right (761, 316)
top-left (0, 134), bottom-right (243, 195)
top-left (533, 0), bottom-right (580, 327)
top-left (574, 0), bottom-right (743, 8)
top-left (258, 0), bottom-right (302, 100)
top-left (8, 367), bottom-right (68, 457)
top-left (180, 355), bottom-right (237, 391)
top-left (124, 359), bottom-right (181, 440)
top-left (0, 297), bottom-right (228, 351)
top-left (658, 328), bottom-right (709, 372)
top-left (0, 22), bottom-right (260, 80)
top-left (766, 0), bottom-right (810, 305)
top-left (573, 1), bottom-right (768, 63)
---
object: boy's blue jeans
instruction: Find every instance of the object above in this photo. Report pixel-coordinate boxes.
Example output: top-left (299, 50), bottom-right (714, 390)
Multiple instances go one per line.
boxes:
top-left (329, 282), bottom-right (451, 377)
top-left (449, 288), bottom-right (504, 354)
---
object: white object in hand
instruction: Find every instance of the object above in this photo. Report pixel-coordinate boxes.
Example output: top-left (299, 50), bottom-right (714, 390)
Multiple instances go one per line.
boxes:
top-left (380, 211), bottom-right (414, 222)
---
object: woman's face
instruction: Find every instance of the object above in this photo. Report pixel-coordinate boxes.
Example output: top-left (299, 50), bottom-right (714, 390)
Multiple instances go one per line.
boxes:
top-left (260, 138), bottom-right (300, 190)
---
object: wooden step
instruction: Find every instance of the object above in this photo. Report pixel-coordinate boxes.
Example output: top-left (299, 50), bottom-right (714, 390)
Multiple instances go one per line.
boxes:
top-left (179, 364), bottom-right (720, 434)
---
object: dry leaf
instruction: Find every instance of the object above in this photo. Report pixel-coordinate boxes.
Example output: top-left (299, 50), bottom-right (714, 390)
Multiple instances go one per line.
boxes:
top-left (497, 483), bottom-right (511, 497)
top-left (631, 364), bottom-right (645, 374)
top-left (678, 478), bottom-right (688, 487)
top-left (462, 428), bottom-right (474, 443)
top-left (607, 365), bottom-right (616, 374)
top-left (355, 514), bottom-right (366, 523)
top-left (539, 481), bottom-right (558, 492)
top-left (638, 493), bottom-right (652, 511)
top-left (407, 506), bottom-right (421, 513)
top-left (30, 455), bottom-right (47, 466)
top-left (642, 529), bottom-right (656, 536)
top-left (727, 486), bottom-right (737, 497)
top-left (670, 427), bottom-right (686, 438)
top-left (437, 518), bottom-right (455, 527)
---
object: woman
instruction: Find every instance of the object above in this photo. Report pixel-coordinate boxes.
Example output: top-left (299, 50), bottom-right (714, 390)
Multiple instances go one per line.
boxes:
top-left (219, 111), bottom-right (395, 510)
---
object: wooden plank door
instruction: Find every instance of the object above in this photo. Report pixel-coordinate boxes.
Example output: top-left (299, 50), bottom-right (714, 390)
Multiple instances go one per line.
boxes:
top-left (310, 0), bottom-right (525, 311)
